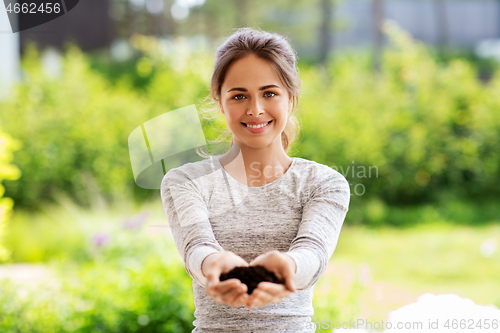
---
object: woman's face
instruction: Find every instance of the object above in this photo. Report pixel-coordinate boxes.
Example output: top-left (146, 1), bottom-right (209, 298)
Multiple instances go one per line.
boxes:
top-left (219, 53), bottom-right (293, 150)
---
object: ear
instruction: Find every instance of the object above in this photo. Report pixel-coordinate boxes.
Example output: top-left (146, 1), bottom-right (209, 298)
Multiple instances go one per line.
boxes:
top-left (219, 101), bottom-right (225, 115)
top-left (288, 94), bottom-right (293, 112)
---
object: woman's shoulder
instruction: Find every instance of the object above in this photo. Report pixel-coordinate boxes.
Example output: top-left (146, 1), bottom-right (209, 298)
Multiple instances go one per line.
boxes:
top-left (292, 157), bottom-right (348, 185)
top-left (292, 157), bottom-right (350, 209)
top-left (161, 156), bottom-right (218, 187)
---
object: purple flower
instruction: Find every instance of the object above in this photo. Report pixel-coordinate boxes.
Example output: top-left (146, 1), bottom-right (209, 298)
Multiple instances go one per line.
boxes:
top-left (92, 232), bottom-right (110, 247)
top-left (122, 211), bottom-right (150, 230)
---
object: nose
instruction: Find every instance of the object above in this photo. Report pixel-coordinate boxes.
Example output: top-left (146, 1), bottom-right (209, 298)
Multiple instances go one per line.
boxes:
top-left (247, 97), bottom-right (264, 117)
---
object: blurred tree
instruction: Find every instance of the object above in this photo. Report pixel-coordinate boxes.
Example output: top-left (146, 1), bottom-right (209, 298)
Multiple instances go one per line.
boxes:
top-left (434, 0), bottom-right (448, 51)
top-left (235, 0), bottom-right (249, 27)
top-left (187, 0), bottom-right (321, 61)
top-left (0, 130), bottom-right (21, 262)
top-left (319, 0), bottom-right (334, 65)
top-left (108, 0), bottom-right (346, 64)
top-left (373, 0), bottom-right (384, 72)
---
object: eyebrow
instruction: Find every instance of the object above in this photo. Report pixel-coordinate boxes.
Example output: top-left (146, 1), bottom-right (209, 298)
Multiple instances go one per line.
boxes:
top-left (227, 84), bottom-right (280, 93)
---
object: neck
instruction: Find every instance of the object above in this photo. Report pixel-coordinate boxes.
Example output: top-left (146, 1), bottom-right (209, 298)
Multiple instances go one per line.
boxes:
top-left (219, 140), bottom-right (293, 184)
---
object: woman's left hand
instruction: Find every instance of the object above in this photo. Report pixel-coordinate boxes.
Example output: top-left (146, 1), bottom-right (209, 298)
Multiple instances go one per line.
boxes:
top-left (245, 250), bottom-right (297, 309)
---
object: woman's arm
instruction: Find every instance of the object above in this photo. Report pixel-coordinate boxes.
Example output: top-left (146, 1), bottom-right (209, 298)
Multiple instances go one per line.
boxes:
top-left (160, 167), bottom-right (224, 288)
top-left (284, 169), bottom-right (351, 290)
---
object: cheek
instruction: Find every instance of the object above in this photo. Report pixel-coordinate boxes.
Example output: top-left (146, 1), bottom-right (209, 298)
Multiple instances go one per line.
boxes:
top-left (224, 110), bottom-right (241, 127)
top-left (272, 107), bottom-right (288, 123)
top-left (225, 105), bottom-right (245, 119)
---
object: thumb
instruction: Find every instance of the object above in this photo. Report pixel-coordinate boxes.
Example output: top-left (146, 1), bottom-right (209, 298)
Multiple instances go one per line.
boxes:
top-left (238, 258), bottom-right (250, 267)
top-left (206, 266), bottom-right (221, 290)
top-left (248, 255), bottom-right (263, 266)
top-left (281, 265), bottom-right (296, 292)
top-left (285, 275), bottom-right (296, 293)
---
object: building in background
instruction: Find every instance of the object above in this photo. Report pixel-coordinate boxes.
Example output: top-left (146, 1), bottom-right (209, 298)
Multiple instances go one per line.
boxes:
top-left (19, 0), bottom-right (113, 56)
top-left (334, 0), bottom-right (500, 49)
top-left (2, 0), bottom-right (500, 86)
top-left (0, 4), bottom-right (20, 100)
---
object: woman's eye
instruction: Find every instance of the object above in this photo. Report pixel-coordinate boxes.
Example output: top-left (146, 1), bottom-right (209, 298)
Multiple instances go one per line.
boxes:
top-left (232, 92), bottom-right (276, 100)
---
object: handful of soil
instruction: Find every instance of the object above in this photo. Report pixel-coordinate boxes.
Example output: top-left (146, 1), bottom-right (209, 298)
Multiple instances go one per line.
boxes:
top-left (219, 265), bottom-right (285, 295)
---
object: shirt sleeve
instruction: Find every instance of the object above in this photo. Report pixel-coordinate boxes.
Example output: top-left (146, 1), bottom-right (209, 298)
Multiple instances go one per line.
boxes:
top-left (160, 167), bottom-right (224, 288)
top-left (284, 170), bottom-right (350, 290)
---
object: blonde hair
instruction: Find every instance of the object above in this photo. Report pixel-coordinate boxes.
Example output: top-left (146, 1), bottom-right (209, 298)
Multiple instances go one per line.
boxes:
top-left (197, 27), bottom-right (302, 158)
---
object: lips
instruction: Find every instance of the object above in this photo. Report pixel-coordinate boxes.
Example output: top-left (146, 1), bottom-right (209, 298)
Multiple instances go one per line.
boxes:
top-left (242, 120), bottom-right (273, 127)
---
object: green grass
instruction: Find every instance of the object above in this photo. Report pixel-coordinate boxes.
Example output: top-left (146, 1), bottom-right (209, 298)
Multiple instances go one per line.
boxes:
top-left (312, 222), bottom-right (500, 329)
top-left (338, 223), bottom-right (500, 296)
top-left (2, 196), bottom-right (500, 331)
top-left (2, 191), bottom-right (169, 264)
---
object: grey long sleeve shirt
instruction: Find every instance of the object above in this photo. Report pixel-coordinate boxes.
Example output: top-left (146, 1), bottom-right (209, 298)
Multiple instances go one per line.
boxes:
top-left (160, 155), bottom-right (350, 332)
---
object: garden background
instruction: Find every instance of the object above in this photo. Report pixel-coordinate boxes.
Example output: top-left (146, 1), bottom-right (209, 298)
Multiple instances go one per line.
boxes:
top-left (1, 0), bottom-right (500, 332)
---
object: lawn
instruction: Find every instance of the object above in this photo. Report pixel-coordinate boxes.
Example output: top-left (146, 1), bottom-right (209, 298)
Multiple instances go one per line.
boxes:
top-left (2, 196), bottom-right (499, 332)
top-left (313, 222), bottom-right (500, 329)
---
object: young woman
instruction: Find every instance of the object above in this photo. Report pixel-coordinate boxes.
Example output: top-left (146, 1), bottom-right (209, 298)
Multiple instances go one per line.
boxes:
top-left (161, 28), bottom-right (350, 333)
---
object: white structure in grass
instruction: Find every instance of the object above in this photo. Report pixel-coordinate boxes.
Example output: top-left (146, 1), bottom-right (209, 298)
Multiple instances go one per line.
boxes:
top-left (385, 293), bottom-right (500, 333)
top-left (334, 293), bottom-right (500, 333)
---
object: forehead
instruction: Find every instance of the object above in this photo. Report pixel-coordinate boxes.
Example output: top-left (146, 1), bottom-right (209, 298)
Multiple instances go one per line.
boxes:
top-left (222, 54), bottom-right (282, 89)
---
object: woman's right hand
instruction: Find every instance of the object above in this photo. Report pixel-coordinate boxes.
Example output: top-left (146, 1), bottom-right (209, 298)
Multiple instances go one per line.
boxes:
top-left (202, 251), bottom-right (250, 308)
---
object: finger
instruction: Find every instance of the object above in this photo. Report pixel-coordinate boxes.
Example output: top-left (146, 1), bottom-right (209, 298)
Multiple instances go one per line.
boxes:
top-left (214, 285), bottom-right (248, 307)
top-left (218, 290), bottom-right (241, 305)
top-left (284, 277), bottom-right (296, 293)
top-left (214, 287), bottom-right (240, 304)
top-left (213, 279), bottom-right (245, 296)
top-left (255, 282), bottom-right (285, 294)
top-left (206, 275), bottom-right (228, 297)
top-left (248, 256), bottom-right (263, 266)
top-left (206, 277), bottom-right (220, 297)
top-left (206, 267), bottom-right (222, 293)
top-left (247, 287), bottom-right (274, 308)
top-left (238, 259), bottom-right (250, 267)
top-left (280, 265), bottom-right (296, 292)
top-left (229, 290), bottom-right (249, 307)
top-left (219, 282), bottom-right (247, 303)
top-left (256, 282), bottom-right (291, 300)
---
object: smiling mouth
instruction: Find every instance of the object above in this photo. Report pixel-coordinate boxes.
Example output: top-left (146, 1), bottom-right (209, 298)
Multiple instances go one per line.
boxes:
top-left (242, 120), bottom-right (273, 128)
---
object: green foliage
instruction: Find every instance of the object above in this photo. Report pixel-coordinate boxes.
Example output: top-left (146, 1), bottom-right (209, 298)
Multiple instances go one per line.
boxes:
top-left (312, 261), bottom-right (366, 328)
top-left (345, 194), bottom-right (500, 228)
top-left (0, 194), bottom-right (195, 332)
top-left (1, 23), bottom-right (499, 223)
top-left (0, 130), bottom-right (22, 262)
top-left (311, 222), bottom-right (500, 325)
top-left (0, 252), bottom-right (195, 333)
top-left (297, 21), bottom-right (500, 209)
top-left (0, 43), bottom-right (145, 209)
top-left (0, 39), bottom-right (217, 211)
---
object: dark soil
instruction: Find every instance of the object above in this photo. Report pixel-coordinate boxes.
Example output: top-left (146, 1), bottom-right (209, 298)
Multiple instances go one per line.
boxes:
top-left (219, 265), bottom-right (285, 295)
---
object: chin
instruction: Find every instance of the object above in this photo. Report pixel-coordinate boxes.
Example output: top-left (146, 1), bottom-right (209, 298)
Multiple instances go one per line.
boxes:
top-left (241, 137), bottom-right (281, 149)
top-left (240, 142), bottom-right (270, 150)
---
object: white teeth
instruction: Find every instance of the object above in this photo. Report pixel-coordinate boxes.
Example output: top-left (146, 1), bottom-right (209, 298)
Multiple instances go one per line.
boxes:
top-left (246, 121), bottom-right (270, 129)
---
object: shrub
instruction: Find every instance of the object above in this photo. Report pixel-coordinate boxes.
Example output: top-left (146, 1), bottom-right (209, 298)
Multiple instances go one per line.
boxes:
top-left (297, 21), bottom-right (500, 207)
top-left (0, 250), bottom-right (195, 333)
top-left (1, 24), bottom-right (499, 221)
top-left (0, 196), bottom-right (196, 333)
top-left (0, 130), bottom-right (21, 262)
